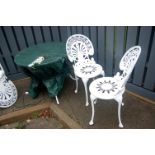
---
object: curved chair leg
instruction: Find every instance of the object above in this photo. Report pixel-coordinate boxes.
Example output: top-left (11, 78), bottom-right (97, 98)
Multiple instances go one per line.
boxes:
top-left (74, 74), bottom-right (79, 93)
top-left (69, 73), bottom-right (79, 93)
top-left (55, 96), bottom-right (60, 104)
top-left (89, 94), bottom-right (96, 125)
top-left (82, 78), bottom-right (89, 106)
top-left (114, 95), bottom-right (124, 128)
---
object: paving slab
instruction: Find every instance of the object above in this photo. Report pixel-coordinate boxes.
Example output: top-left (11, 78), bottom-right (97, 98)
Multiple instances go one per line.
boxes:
top-left (56, 78), bottom-right (155, 129)
top-left (1, 77), bottom-right (155, 129)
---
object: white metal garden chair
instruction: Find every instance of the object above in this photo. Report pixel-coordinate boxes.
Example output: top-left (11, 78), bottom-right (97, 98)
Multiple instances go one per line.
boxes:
top-left (0, 63), bottom-right (18, 108)
top-left (66, 34), bottom-right (105, 106)
top-left (89, 46), bottom-right (141, 128)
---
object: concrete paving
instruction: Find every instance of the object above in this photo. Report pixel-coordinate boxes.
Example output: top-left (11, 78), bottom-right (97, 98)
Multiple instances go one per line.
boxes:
top-left (0, 117), bottom-right (65, 129)
top-left (56, 78), bottom-right (155, 129)
top-left (0, 77), bottom-right (155, 129)
top-left (0, 78), bottom-right (46, 116)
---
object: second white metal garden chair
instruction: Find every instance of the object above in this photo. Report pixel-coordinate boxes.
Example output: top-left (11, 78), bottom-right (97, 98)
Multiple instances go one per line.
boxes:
top-left (66, 34), bottom-right (105, 106)
top-left (89, 46), bottom-right (141, 128)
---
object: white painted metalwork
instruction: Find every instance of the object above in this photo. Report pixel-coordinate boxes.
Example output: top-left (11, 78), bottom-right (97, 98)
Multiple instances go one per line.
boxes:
top-left (55, 95), bottom-right (59, 104)
top-left (66, 34), bottom-right (105, 106)
top-left (89, 46), bottom-right (141, 128)
top-left (0, 63), bottom-right (18, 108)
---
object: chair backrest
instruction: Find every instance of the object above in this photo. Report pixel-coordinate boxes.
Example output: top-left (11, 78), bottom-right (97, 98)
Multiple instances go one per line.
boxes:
top-left (119, 46), bottom-right (141, 87)
top-left (66, 34), bottom-right (94, 64)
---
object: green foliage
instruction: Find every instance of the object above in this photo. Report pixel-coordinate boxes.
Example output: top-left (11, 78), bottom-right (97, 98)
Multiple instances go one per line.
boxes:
top-left (31, 112), bottom-right (40, 119)
top-left (15, 121), bottom-right (26, 129)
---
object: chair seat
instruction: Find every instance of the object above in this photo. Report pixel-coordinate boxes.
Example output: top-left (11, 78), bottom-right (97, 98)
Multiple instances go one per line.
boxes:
top-left (74, 63), bottom-right (103, 79)
top-left (89, 77), bottom-right (122, 100)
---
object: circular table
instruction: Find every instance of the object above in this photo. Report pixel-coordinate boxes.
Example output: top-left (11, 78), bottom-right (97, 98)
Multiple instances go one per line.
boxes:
top-left (15, 42), bottom-right (69, 100)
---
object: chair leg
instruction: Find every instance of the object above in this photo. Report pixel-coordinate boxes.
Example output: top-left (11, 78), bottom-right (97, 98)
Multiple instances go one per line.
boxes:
top-left (114, 94), bottom-right (124, 128)
top-left (89, 94), bottom-right (96, 125)
top-left (55, 96), bottom-right (60, 104)
top-left (82, 78), bottom-right (89, 106)
top-left (118, 101), bottom-right (123, 128)
top-left (25, 92), bottom-right (29, 95)
top-left (69, 73), bottom-right (79, 93)
top-left (74, 74), bottom-right (79, 93)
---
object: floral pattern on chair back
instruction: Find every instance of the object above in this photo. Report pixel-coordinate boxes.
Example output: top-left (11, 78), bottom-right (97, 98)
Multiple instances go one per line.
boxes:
top-left (66, 34), bottom-right (94, 64)
top-left (119, 46), bottom-right (141, 87)
top-left (0, 63), bottom-right (18, 108)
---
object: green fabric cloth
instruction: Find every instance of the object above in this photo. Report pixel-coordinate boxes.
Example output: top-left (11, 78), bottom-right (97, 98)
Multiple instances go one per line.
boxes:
top-left (15, 42), bottom-right (69, 98)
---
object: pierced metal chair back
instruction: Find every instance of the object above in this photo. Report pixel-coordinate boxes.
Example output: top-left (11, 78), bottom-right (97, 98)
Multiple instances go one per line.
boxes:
top-left (0, 63), bottom-right (18, 108)
top-left (118, 46), bottom-right (141, 87)
top-left (66, 34), bottom-right (94, 65)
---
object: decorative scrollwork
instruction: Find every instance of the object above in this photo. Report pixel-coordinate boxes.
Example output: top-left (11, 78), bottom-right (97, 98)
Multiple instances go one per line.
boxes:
top-left (119, 46), bottom-right (141, 83)
top-left (120, 46), bottom-right (141, 71)
top-left (0, 65), bottom-right (18, 108)
top-left (66, 34), bottom-right (94, 64)
top-left (80, 65), bottom-right (97, 74)
top-left (96, 80), bottom-right (118, 94)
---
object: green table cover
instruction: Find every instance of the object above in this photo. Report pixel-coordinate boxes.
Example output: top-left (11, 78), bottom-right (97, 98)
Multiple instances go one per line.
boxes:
top-left (14, 42), bottom-right (69, 98)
